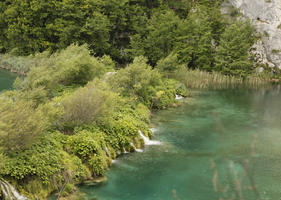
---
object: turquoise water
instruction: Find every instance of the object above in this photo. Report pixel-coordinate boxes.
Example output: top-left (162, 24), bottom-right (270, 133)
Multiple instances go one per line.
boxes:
top-left (0, 68), bottom-right (16, 91)
top-left (80, 87), bottom-right (281, 200)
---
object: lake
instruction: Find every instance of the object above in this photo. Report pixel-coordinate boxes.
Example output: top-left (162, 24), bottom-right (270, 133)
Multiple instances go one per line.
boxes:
top-left (2, 69), bottom-right (280, 200)
top-left (0, 68), bottom-right (16, 91)
top-left (80, 87), bottom-right (281, 200)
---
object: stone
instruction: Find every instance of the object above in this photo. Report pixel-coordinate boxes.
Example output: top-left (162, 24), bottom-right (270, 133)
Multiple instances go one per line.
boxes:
top-left (229, 0), bottom-right (281, 69)
top-left (83, 176), bottom-right (108, 186)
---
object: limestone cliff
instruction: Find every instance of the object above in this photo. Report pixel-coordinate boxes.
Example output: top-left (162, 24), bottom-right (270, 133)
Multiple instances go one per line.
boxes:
top-left (228, 0), bottom-right (281, 69)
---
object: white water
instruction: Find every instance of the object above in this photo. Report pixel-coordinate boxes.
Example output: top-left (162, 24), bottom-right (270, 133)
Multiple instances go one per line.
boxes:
top-left (0, 179), bottom-right (28, 200)
top-left (122, 147), bottom-right (129, 154)
top-left (112, 159), bottom-right (118, 164)
top-left (104, 146), bottom-right (110, 156)
top-left (138, 130), bottom-right (161, 145)
top-left (175, 94), bottom-right (184, 100)
top-left (130, 142), bottom-right (144, 153)
top-left (149, 128), bottom-right (158, 133)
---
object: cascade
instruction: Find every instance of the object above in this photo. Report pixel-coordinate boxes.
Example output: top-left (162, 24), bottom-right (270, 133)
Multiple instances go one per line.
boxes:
top-left (150, 128), bottom-right (158, 133)
top-left (138, 130), bottom-right (161, 145)
top-left (122, 147), bottom-right (129, 154)
top-left (112, 160), bottom-right (118, 164)
top-left (104, 146), bottom-right (110, 156)
top-left (175, 95), bottom-right (184, 100)
top-left (0, 179), bottom-right (28, 200)
top-left (130, 142), bottom-right (144, 152)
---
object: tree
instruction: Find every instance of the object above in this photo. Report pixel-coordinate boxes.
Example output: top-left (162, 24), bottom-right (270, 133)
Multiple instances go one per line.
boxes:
top-left (174, 6), bottom-right (215, 71)
top-left (129, 10), bottom-right (184, 66)
top-left (0, 0), bottom-right (111, 56)
top-left (214, 21), bottom-right (256, 77)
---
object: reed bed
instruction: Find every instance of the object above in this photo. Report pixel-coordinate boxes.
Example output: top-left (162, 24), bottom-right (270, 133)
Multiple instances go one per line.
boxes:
top-left (174, 68), bottom-right (272, 89)
top-left (0, 53), bottom-right (49, 76)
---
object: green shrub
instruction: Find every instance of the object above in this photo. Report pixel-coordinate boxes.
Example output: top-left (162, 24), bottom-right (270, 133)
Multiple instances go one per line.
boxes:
top-left (60, 80), bottom-right (116, 127)
top-left (62, 183), bottom-right (76, 197)
top-left (108, 56), bottom-right (187, 108)
top-left (156, 53), bottom-right (182, 77)
top-left (66, 130), bottom-right (106, 160)
top-left (21, 45), bottom-right (113, 94)
top-left (89, 154), bottom-right (108, 177)
top-left (0, 133), bottom-right (63, 184)
top-left (0, 99), bottom-right (51, 152)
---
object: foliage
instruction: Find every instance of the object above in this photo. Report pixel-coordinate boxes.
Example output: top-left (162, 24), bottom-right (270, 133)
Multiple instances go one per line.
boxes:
top-left (174, 7), bottom-right (214, 70)
top-left (0, 99), bottom-right (50, 152)
top-left (108, 56), bottom-right (186, 108)
top-left (0, 133), bottom-right (63, 183)
top-left (214, 21), bottom-right (257, 77)
top-left (99, 115), bottom-right (140, 151)
top-left (19, 44), bottom-right (112, 97)
top-left (0, 52), bottom-right (49, 75)
top-left (88, 154), bottom-right (107, 177)
top-left (174, 67), bottom-right (271, 89)
top-left (0, 0), bottom-right (274, 199)
top-left (60, 80), bottom-right (116, 127)
top-left (129, 10), bottom-right (184, 66)
top-left (66, 130), bottom-right (106, 160)
top-left (156, 53), bottom-right (182, 78)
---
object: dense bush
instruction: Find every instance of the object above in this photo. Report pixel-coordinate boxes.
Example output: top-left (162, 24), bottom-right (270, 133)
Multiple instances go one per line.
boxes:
top-left (20, 45), bottom-right (112, 93)
top-left (66, 130), bottom-right (106, 160)
top-left (108, 56), bottom-right (186, 108)
top-left (0, 133), bottom-right (63, 183)
top-left (155, 53), bottom-right (182, 77)
top-left (60, 81), bottom-right (116, 127)
top-left (0, 99), bottom-right (50, 152)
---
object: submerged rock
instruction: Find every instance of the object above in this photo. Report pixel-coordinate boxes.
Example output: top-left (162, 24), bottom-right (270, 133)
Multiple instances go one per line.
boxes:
top-left (83, 176), bottom-right (108, 186)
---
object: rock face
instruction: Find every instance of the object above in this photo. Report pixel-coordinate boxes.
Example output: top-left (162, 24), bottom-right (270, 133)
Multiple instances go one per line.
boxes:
top-left (230, 0), bottom-right (281, 69)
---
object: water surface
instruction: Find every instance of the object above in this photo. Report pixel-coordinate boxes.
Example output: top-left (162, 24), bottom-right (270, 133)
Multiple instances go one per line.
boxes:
top-left (0, 68), bottom-right (16, 91)
top-left (80, 87), bottom-right (281, 200)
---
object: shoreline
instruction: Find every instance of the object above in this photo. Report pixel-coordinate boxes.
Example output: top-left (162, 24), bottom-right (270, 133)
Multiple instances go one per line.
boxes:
top-left (0, 65), bottom-right (26, 76)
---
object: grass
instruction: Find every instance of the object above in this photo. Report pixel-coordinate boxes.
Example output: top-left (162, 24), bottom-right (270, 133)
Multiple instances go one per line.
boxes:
top-left (0, 53), bottom-right (50, 75)
top-left (174, 68), bottom-right (272, 89)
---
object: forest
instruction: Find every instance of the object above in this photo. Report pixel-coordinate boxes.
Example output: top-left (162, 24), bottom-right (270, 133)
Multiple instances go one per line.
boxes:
top-left (0, 0), bottom-right (280, 199)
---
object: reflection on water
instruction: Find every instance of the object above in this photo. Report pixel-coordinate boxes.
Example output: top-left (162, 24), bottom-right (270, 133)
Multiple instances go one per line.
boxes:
top-left (80, 87), bottom-right (281, 200)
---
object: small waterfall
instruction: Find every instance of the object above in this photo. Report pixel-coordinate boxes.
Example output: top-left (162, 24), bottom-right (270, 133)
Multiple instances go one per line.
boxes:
top-left (175, 94), bottom-right (184, 100)
top-left (139, 130), bottom-right (161, 145)
top-left (150, 128), bottom-right (158, 133)
top-left (112, 159), bottom-right (118, 164)
top-left (122, 147), bottom-right (129, 154)
top-left (104, 146), bottom-right (110, 156)
top-left (130, 142), bottom-right (136, 150)
top-left (130, 142), bottom-right (143, 152)
top-left (0, 179), bottom-right (28, 200)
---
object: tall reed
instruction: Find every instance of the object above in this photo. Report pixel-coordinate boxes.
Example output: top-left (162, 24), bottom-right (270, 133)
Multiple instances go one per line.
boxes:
top-left (0, 52), bottom-right (50, 76)
top-left (174, 68), bottom-right (272, 89)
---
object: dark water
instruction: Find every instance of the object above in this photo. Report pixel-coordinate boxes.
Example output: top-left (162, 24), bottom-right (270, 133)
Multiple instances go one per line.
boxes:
top-left (0, 68), bottom-right (16, 91)
top-left (80, 87), bottom-right (281, 200)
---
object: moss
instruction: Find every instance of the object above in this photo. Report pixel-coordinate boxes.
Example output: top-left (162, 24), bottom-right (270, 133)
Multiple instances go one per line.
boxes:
top-left (272, 49), bottom-right (281, 54)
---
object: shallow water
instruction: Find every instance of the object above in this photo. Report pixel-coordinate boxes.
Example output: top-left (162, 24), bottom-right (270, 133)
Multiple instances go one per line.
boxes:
top-left (80, 87), bottom-right (281, 200)
top-left (0, 68), bottom-right (16, 91)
